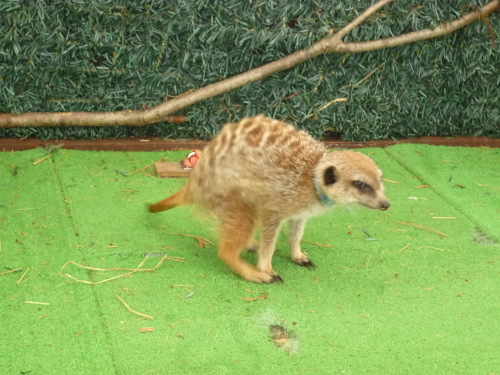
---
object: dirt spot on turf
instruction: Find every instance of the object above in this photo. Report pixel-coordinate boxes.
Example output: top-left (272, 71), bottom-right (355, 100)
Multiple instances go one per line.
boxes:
top-left (269, 324), bottom-right (299, 354)
top-left (257, 310), bottom-right (300, 354)
top-left (472, 228), bottom-right (498, 245)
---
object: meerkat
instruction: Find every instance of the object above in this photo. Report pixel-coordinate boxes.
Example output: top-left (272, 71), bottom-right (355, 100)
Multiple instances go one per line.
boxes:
top-left (150, 115), bottom-right (389, 284)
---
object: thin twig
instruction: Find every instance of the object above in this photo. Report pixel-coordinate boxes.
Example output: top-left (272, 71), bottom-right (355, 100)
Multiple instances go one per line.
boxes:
top-left (333, 0), bottom-right (395, 41)
top-left (283, 92), bottom-right (300, 100)
top-left (342, 62), bottom-right (386, 89)
top-left (116, 294), bottom-right (154, 319)
top-left (318, 98), bottom-right (349, 112)
top-left (480, 11), bottom-right (497, 48)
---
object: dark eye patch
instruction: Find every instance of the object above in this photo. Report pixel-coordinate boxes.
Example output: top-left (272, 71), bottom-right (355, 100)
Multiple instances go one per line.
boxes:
top-left (324, 166), bottom-right (336, 186)
top-left (353, 180), bottom-right (373, 193)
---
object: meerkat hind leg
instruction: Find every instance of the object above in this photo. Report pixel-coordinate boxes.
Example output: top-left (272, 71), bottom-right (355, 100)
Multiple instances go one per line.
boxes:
top-left (289, 218), bottom-right (317, 268)
top-left (218, 210), bottom-right (281, 284)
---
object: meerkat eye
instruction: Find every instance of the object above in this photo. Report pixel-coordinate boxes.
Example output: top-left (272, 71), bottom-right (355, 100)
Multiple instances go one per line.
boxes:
top-left (353, 181), bottom-right (371, 192)
top-left (353, 181), bottom-right (365, 189)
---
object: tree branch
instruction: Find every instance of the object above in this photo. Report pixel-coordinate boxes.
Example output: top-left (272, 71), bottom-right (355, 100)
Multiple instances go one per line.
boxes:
top-left (0, 0), bottom-right (498, 129)
top-left (333, 0), bottom-right (396, 41)
top-left (332, 0), bottom-right (500, 53)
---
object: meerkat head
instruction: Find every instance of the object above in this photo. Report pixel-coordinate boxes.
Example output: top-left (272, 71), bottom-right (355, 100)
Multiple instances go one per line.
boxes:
top-left (314, 151), bottom-right (390, 211)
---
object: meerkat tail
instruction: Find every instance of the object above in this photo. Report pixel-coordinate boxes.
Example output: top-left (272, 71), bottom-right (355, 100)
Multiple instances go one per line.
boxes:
top-left (149, 187), bottom-right (188, 213)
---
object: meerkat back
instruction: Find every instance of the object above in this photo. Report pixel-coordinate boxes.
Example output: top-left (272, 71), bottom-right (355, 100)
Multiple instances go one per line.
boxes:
top-left (184, 115), bottom-right (326, 214)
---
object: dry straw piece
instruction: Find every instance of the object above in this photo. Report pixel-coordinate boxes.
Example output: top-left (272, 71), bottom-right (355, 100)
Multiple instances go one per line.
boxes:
top-left (129, 157), bottom-right (167, 175)
top-left (418, 246), bottom-right (450, 252)
top-left (25, 301), bottom-right (50, 305)
top-left (171, 232), bottom-right (213, 248)
top-left (477, 183), bottom-right (500, 191)
top-left (397, 243), bottom-right (413, 254)
top-left (301, 241), bottom-right (332, 248)
top-left (241, 295), bottom-right (268, 301)
top-left (116, 295), bottom-right (154, 320)
top-left (0, 268), bottom-right (22, 276)
top-left (139, 327), bottom-right (156, 332)
top-left (33, 154), bottom-right (52, 165)
top-left (60, 255), bottom-right (173, 285)
top-left (397, 222), bottom-right (449, 237)
top-left (16, 268), bottom-right (30, 284)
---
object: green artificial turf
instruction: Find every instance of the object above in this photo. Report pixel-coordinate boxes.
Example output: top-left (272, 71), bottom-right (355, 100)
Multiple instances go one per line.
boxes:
top-left (1, 144), bottom-right (499, 375)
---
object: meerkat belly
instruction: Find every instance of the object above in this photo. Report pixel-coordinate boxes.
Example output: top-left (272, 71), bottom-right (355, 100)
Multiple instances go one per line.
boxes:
top-left (289, 201), bottom-right (330, 221)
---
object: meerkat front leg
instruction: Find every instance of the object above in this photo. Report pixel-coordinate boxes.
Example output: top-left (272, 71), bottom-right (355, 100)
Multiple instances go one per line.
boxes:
top-left (289, 218), bottom-right (316, 268)
top-left (256, 214), bottom-right (284, 282)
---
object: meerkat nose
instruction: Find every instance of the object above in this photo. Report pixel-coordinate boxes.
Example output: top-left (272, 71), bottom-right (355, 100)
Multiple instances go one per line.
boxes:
top-left (380, 201), bottom-right (390, 210)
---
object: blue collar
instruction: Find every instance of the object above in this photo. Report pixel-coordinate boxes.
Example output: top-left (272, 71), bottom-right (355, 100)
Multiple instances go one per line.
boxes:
top-left (314, 176), bottom-right (335, 206)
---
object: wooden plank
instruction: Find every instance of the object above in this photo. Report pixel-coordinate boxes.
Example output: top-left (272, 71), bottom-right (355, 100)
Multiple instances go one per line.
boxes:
top-left (154, 161), bottom-right (191, 178)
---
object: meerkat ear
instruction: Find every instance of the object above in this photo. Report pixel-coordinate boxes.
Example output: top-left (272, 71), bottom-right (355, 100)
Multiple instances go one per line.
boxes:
top-left (323, 166), bottom-right (337, 186)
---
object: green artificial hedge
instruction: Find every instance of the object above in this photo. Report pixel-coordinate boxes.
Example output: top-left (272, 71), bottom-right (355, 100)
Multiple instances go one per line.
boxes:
top-left (0, 0), bottom-right (498, 141)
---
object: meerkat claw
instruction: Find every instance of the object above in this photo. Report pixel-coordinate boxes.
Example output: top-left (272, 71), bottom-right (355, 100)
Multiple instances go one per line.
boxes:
top-left (270, 275), bottom-right (284, 283)
top-left (297, 260), bottom-right (317, 269)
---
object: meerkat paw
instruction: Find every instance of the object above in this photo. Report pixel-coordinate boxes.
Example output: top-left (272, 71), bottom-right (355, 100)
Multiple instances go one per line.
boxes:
top-left (260, 273), bottom-right (283, 284)
top-left (254, 264), bottom-right (283, 283)
top-left (292, 252), bottom-right (317, 269)
top-left (244, 270), bottom-right (283, 284)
